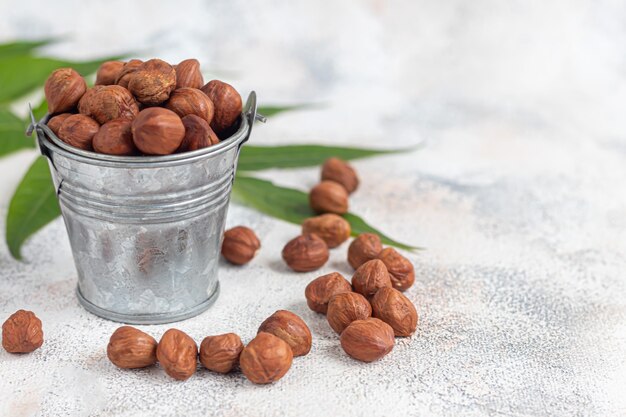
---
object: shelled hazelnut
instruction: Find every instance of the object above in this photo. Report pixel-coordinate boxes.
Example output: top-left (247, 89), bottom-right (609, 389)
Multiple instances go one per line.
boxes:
top-left (128, 59), bottom-right (177, 106)
top-left (258, 310), bottom-right (312, 357)
top-left (45, 68), bottom-right (87, 113)
top-left (305, 272), bottom-right (353, 314)
top-left (156, 329), bottom-right (198, 381)
top-left (131, 107), bottom-right (185, 155)
top-left (321, 158), bottom-right (359, 194)
top-left (115, 59), bottom-right (143, 88)
top-left (347, 233), bottom-right (383, 270)
top-left (370, 287), bottom-right (418, 337)
top-left (309, 181), bottom-right (349, 214)
top-left (221, 226), bottom-right (261, 265)
top-left (93, 118), bottom-right (137, 156)
top-left (175, 59), bottom-right (204, 89)
top-left (326, 292), bottom-right (372, 334)
top-left (340, 318), bottom-right (394, 362)
top-left (47, 113), bottom-right (72, 135)
top-left (178, 115), bottom-right (219, 152)
top-left (107, 326), bottom-right (158, 368)
top-left (282, 234), bottom-right (329, 272)
top-left (95, 61), bottom-right (125, 86)
top-left (199, 333), bottom-right (243, 373)
top-left (201, 80), bottom-right (242, 133)
top-left (1, 310), bottom-right (43, 353)
top-left (240, 332), bottom-right (293, 384)
top-left (165, 87), bottom-right (214, 123)
top-left (377, 248), bottom-right (415, 291)
top-left (302, 214), bottom-right (351, 248)
top-left (351, 259), bottom-right (392, 297)
top-left (58, 114), bottom-right (100, 151)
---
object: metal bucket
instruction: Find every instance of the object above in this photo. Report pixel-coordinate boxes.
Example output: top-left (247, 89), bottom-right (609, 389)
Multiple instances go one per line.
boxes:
top-left (29, 92), bottom-right (261, 324)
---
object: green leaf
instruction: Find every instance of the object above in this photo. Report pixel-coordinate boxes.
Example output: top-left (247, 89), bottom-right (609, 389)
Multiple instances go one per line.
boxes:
top-left (30, 100), bottom-right (48, 121)
top-left (0, 38), bottom-right (56, 58)
top-left (6, 157), bottom-right (60, 259)
top-left (257, 104), bottom-right (314, 118)
top-left (237, 144), bottom-right (406, 171)
top-left (0, 108), bottom-right (35, 156)
top-left (232, 175), bottom-right (419, 251)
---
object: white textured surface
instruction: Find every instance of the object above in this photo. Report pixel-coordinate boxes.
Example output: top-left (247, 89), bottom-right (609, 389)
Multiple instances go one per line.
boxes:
top-left (1, 1), bottom-right (626, 416)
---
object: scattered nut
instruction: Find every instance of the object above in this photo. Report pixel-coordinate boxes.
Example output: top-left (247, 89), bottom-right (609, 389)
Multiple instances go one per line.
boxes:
top-left (1, 310), bottom-right (43, 353)
top-left (309, 181), bottom-right (349, 214)
top-left (175, 59), bottom-right (204, 89)
top-left (326, 292), bottom-right (372, 334)
top-left (221, 226), bottom-right (261, 265)
top-left (201, 80), bottom-right (242, 133)
top-left (301, 213), bottom-right (351, 248)
top-left (281, 234), bottom-right (329, 272)
top-left (178, 115), bottom-right (219, 153)
top-left (58, 114), bottom-right (100, 151)
top-left (95, 61), bottom-right (125, 86)
top-left (321, 158), bottom-right (359, 194)
top-left (351, 259), bottom-right (392, 297)
top-left (128, 59), bottom-right (177, 106)
top-left (47, 113), bottom-right (72, 135)
top-left (240, 332), bottom-right (293, 384)
top-left (340, 318), bottom-right (394, 362)
top-left (258, 310), bottom-right (312, 357)
top-left (371, 287), bottom-right (418, 337)
top-left (107, 326), bottom-right (157, 369)
top-left (304, 272), bottom-right (352, 314)
top-left (44, 68), bottom-right (87, 114)
top-left (377, 247), bottom-right (415, 291)
top-left (131, 107), bottom-right (185, 155)
top-left (116, 59), bottom-right (143, 88)
top-left (348, 233), bottom-right (383, 270)
top-left (199, 333), bottom-right (243, 373)
top-left (93, 118), bottom-right (137, 156)
top-left (156, 328), bottom-right (198, 381)
top-left (78, 85), bottom-right (139, 124)
top-left (165, 87), bottom-right (214, 123)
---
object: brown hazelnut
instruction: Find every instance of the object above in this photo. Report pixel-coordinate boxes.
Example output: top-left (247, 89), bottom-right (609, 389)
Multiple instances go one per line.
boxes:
top-left (302, 213), bottom-right (351, 248)
top-left (371, 287), bottom-right (418, 337)
top-left (240, 332), bottom-right (293, 384)
top-left (351, 259), bottom-right (392, 297)
top-left (47, 113), bottom-right (72, 136)
top-left (326, 292), bottom-right (372, 334)
top-left (107, 326), bottom-right (157, 369)
top-left (95, 60), bottom-right (125, 85)
top-left (221, 226), bottom-right (260, 265)
top-left (78, 85), bottom-right (139, 124)
top-left (131, 107), bottom-right (185, 155)
top-left (175, 59), bottom-right (204, 89)
top-left (165, 87), bottom-right (214, 123)
top-left (1, 310), bottom-right (43, 353)
top-left (348, 233), bottom-right (382, 269)
top-left (321, 158), bottom-right (359, 194)
top-left (199, 333), bottom-right (243, 373)
top-left (258, 310), bottom-right (312, 357)
top-left (44, 68), bottom-right (87, 114)
top-left (201, 80), bottom-right (242, 133)
top-left (128, 59), bottom-right (177, 105)
top-left (116, 59), bottom-right (143, 88)
top-left (377, 247), bottom-right (415, 291)
top-left (340, 318), bottom-right (394, 362)
top-left (93, 118), bottom-right (137, 156)
top-left (178, 115), bottom-right (219, 153)
top-left (156, 328), bottom-right (198, 381)
top-left (281, 234), bottom-right (329, 272)
top-left (58, 114), bottom-right (100, 151)
top-left (304, 272), bottom-right (352, 314)
top-left (309, 181), bottom-right (349, 214)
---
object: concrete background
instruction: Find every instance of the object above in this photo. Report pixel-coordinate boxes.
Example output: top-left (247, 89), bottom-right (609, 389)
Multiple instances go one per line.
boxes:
top-left (1, 1), bottom-right (625, 416)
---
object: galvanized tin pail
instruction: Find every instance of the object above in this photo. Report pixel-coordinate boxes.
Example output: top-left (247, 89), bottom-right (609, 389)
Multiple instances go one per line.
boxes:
top-left (29, 92), bottom-right (261, 324)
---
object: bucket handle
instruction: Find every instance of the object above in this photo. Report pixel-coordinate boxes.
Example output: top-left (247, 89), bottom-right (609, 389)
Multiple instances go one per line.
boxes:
top-left (241, 90), bottom-right (266, 151)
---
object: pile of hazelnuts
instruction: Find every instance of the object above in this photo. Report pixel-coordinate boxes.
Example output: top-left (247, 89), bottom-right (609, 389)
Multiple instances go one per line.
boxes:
top-left (42, 58), bottom-right (242, 155)
top-left (220, 158), bottom-right (418, 363)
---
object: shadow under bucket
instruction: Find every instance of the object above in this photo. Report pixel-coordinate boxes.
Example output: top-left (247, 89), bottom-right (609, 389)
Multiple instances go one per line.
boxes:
top-left (29, 92), bottom-right (261, 324)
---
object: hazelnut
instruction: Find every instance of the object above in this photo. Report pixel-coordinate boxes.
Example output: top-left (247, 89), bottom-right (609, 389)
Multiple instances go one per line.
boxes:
top-left (78, 85), bottom-right (139, 124)
top-left (221, 226), bottom-right (260, 265)
top-left (326, 292), bottom-right (372, 334)
top-left (348, 233), bottom-right (382, 269)
top-left (47, 113), bottom-right (72, 135)
top-left (116, 59), bottom-right (143, 88)
top-left (309, 181), bottom-right (349, 214)
top-left (258, 310), bottom-right (312, 357)
top-left (131, 107), bottom-right (185, 155)
top-left (175, 59), bottom-right (204, 89)
top-left (1, 310), bottom-right (43, 353)
top-left (107, 326), bottom-right (157, 369)
top-left (377, 248), bottom-right (415, 291)
top-left (371, 287), bottom-right (418, 337)
top-left (178, 115), bottom-right (219, 153)
top-left (93, 118), bottom-right (137, 156)
top-left (95, 60), bottom-right (125, 85)
top-left (201, 80), bottom-right (242, 133)
top-left (199, 333), bottom-right (243, 373)
top-left (165, 87), bottom-right (214, 123)
top-left (128, 59), bottom-right (177, 106)
top-left (340, 318), bottom-right (394, 362)
top-left (44, 68), bottom-right (87, 114)
top-left (321, 158), bottom-right (359, 194)
top-left (240, 332), bottom-right (293, 384)
top-left (351, 259), bottom-right (392, 297)
top-left (304, 272), bottom-right (352, 314)
top-left (302, 213), bottom-right (351, 248)
top-left (58, 114), bottom-right (100, 151)
top-left (281, 234), bottom-right (329, 272)
top-left (156, 329), bottom-right (198, 381)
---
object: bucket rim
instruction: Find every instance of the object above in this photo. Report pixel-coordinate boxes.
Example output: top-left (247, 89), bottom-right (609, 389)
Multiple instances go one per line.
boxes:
top-left (35, 91), bottom-right (257, 169)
